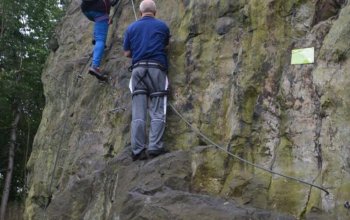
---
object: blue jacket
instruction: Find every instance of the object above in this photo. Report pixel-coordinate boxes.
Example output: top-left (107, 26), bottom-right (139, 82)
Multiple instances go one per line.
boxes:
top-left (123, 16), bottom-right (170, 68)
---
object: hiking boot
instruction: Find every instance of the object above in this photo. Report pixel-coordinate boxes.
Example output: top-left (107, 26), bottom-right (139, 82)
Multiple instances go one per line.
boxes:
top-left (88, 67), bottom-right (108, 81)
top-left (146, 149), bottom-right (169, 159)
top-left (131, 148), bottom-right (148, 161)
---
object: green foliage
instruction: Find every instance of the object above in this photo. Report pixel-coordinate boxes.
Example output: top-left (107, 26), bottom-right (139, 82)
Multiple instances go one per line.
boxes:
top-left (0, 0), bottom-right (64, 202)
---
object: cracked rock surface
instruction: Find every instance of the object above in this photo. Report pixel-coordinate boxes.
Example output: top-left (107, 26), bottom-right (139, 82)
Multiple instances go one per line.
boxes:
top-left (25, 0), bottom-right (350, 219)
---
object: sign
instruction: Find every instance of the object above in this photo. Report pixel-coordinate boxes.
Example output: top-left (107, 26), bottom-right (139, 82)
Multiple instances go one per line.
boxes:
top-left (291, 47), bottom-right (314, 64)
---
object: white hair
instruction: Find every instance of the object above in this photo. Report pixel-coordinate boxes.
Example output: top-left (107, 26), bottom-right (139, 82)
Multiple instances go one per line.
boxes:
top-left (139, 0), bottom-right (157, 13)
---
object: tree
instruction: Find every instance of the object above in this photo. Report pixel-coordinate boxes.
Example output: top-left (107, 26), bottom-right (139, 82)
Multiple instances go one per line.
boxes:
top-left (0, 110), bottom-right (20, 220)
top-left (0, 0), bottom-right (63, 219)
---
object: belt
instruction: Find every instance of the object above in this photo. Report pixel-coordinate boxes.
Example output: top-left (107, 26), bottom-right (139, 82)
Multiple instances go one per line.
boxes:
top-left (132, 61), bottom-right (165, 70)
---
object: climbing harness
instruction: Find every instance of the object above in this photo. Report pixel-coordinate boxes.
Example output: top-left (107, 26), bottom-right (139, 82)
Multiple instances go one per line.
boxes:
top-left (132, 61), bottom-right (166, 71)
top-left (150, 90), bottom-right (168, 98)
top-left (128, 0), bottom-right (330, 195)
top-left (132, 87), bottom-right (168, 98)
top-left (131, 64), bottom-right (169, 98)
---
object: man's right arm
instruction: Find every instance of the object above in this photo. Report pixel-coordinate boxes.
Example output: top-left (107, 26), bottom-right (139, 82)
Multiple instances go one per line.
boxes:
top-left (123, 29), bottom-right (131, 58)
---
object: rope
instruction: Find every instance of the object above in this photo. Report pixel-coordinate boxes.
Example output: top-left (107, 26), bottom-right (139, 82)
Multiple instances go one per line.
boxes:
top-left (130, 0), bottom-right (138, 21)
top-left (128, 0), bottom-right (329, 195)
top-left (111, 0), bottom-right (122, 20)
top-left (168, 103), bottom-right (329, 195)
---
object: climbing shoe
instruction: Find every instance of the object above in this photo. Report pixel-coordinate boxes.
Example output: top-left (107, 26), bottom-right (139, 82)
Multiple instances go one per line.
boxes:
top-left (147, 149), bottom-right (169, 159)
top-left (131, 149), bottom-right (148, 161)
top-left (88, 67), bottom-right (108, 81)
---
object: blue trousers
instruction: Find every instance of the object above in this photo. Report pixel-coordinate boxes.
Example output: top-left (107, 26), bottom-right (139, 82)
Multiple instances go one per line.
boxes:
top-left (83, 11), bottom-right (109, 68)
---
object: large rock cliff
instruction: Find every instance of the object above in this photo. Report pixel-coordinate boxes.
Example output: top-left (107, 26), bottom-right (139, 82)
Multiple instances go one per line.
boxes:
top-left (24, 0), bottom-right (350, 219)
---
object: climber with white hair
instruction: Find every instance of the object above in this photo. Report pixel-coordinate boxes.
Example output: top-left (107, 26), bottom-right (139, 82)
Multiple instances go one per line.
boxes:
top-left (123, 0), bottom-right (170, 161)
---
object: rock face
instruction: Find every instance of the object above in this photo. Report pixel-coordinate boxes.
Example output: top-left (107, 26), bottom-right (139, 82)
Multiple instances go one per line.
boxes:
top-left (24, 0), bottom-right (350, 219)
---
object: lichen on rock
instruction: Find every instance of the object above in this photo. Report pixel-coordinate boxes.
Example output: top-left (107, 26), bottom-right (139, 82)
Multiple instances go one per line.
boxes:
top-left (24, 0), bottom-right (350, 219)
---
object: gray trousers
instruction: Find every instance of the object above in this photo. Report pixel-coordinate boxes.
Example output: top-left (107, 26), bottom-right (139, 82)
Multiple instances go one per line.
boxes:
top-left (129, 66), bottom-right (168, 155)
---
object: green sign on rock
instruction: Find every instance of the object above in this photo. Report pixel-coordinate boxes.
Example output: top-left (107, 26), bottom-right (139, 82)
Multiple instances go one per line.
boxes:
top-left (291, 47), bottom-right (314, 64)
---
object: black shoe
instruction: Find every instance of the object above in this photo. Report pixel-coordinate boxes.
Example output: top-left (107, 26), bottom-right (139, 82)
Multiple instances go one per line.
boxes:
top-left (147, 149), bottom-right (169, 159)
top-left (131, 149), bottom-right (148, 161)
top-left (88, 67), bottom-right (108, 81)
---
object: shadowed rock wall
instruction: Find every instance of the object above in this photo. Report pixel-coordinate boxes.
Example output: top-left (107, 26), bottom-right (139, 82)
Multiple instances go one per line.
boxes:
top-left (24, 0), bottom-right (350, 219)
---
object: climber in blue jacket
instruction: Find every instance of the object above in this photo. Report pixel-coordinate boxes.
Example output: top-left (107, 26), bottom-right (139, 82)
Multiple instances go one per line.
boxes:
top-left (81, 0), bottom-right (118, 81)
top-left (123, 0), bottom-right (170, 161)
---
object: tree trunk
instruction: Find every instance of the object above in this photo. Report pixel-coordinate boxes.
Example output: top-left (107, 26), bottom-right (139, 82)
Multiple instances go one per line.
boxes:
top-left (0, 110), bottom-right (20, 220)
top-left (24, 119), bottom-right (30, 192)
